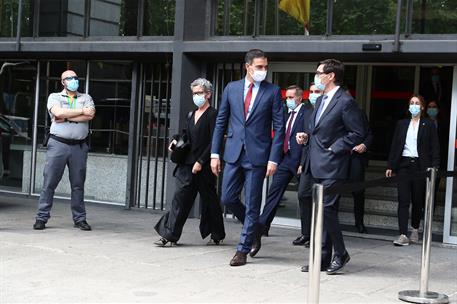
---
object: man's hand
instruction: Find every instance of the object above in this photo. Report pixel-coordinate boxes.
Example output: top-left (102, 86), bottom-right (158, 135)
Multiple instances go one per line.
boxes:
top-left (297, 165), bottom-right (302, 175)
top-left (192, 162), bottom-right (202, 174)
top-left (266, 162), bottom-right (277, 177)
top-left (353, 143), bottom-right (367, 154)
top-left (211, 158), bottom-right (221, 176)
top-left (168, 139), bottom-right (177, 152)
top-left (295, 132), bottom-right (308, 145)
top-left (54, 117), bottom-right (65, 123)
top-left (385, 169), bottom-right (393, 177)
top-left (83, 107), bottom-right (96, 116)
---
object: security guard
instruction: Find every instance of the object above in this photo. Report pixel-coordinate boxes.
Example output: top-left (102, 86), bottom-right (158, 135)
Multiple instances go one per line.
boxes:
top-left (33, 70), bottom-right (95, 231)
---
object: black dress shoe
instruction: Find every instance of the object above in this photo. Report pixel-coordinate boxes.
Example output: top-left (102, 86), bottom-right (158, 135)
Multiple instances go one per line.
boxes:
top-left (33, 220), bottom-right (46, 230)
top-left (301, 264), bottom-right (328, 272)
top-left (74, 220), bottom-right (92, 231)
top-left (207, 238), bottom-right (224, 245)
top-left (230, 251), bottom-right (247, 266)
top-left (292, 235), bottom-right (310, 247)
top-left (326, 252), bottom-right (350, 275)
top-left (355, 223), bottom-right (368, 233)
top-left (249, 235), bottom-right (262, 257)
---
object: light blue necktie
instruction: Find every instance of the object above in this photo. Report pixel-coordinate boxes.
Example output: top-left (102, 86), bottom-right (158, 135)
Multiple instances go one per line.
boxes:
top-left (315, 95), bottom-right (328, 126)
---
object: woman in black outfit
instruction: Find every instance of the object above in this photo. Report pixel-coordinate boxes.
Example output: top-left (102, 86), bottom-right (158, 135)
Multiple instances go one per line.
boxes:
top-left (386, 94), bottom-right (440, 246)
top-left (154, 78), bottom-right (225, 246)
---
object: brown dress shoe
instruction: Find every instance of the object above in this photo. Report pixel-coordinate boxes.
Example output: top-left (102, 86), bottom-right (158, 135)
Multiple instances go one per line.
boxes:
top-left (229, 251), bottom-right (247, 266)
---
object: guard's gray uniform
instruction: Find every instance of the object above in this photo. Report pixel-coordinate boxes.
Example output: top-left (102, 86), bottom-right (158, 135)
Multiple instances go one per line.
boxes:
top-left (36, 89), bottom-right (94, 224)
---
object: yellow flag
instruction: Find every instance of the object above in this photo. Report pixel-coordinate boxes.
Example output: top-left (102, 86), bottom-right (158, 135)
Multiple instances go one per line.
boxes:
top-left (279, 0), bottom-right (310, 26)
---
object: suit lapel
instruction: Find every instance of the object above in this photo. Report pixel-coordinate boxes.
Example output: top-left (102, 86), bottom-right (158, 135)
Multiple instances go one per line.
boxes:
top-left (315, 88), bottom-right (341, 129)
top-left (417, 119), bottom-right (426, 145)
top-left (312, 96), bottom-right (323, 129)
top-left (290, 104), bottom-right (305, 135)
top-left (246, 81), bottom-right (266, 123)
top-left (234, 79), bottom-right (245, 121)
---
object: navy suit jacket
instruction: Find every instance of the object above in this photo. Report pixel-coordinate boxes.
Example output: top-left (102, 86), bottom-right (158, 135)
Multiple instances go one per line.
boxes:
top-left (387, 117), bottom-right (440, 172)
top-left (211, 79), bottom-right (284, 166)
top-left (281, 103), bottom-right (310, 174)
top-left (305, 88), bottom-right (366, 179)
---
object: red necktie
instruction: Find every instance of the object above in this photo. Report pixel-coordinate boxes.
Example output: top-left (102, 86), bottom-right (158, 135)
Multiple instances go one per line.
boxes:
top-left (283, 111), bottom-right (296, 154)
top-left (244, 83), bottom-right (254, 117)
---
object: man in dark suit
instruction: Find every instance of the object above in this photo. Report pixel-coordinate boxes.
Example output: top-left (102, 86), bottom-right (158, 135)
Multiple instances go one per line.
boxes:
top-left (249, 85), bottom-right (312, 257)
top-left (211, 49), bottom-right (284, 267)
top-left (300, 59), bottom-right (366, 275)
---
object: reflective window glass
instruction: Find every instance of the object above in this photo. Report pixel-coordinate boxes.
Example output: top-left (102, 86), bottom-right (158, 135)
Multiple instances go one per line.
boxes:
top-left (143, 0), bottom-right (175, 36)
top-left (215, 0), bottom-right (326, 36)
top-left (38, 0), bottom-right (85, 37)
top-left (411, 0), bottom-right (457, 34)
top-left (89, 0), bottom-right (138, 36)
top-left (0, 0), bottom-right (33, 37)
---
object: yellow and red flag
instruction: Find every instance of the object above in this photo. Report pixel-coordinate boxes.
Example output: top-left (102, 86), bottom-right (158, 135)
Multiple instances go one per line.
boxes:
top-left (279, 0), bottom-right (310, 30)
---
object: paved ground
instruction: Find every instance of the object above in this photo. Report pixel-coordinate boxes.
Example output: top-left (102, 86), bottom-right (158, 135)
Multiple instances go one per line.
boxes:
top-left (0, 195), bottom-right (456, 303)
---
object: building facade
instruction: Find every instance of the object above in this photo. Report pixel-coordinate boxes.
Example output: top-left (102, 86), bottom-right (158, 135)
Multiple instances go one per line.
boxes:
top-left (0, 0), bottom-right (456, 244)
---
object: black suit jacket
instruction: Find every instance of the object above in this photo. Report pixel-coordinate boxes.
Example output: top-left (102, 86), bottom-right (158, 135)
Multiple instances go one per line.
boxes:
top-left (184, 107), bottom-right (217, 166)
top-left (387, 117), bottom-right (440, 172)
top-left (304, 88), bottom-right (366, 179)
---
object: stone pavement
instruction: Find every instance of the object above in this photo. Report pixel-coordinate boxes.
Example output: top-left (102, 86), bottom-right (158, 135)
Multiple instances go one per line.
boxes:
top-left (1, 195), bottom-right (456, 303)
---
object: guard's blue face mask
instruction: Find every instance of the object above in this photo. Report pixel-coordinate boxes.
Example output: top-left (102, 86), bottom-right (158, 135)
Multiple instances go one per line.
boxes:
top-left (64, 76), bottom-right (79, 92)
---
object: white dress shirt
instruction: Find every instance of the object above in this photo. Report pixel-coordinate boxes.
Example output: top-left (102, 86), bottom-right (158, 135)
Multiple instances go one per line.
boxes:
top-left (402, 119), bottom-right (420, 157)
top-left (244, 77), bottom-right (261, 120)
top-left (285, 103), bottom-right (303, 150)
top-left (316, 85), bottom-right (340, 124)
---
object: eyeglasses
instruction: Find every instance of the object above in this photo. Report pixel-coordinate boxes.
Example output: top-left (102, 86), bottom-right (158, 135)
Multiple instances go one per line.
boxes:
top-left (309, 90), bottom-right (322, 93)
top-left (63, 76), bottom-right (78, 81)
top-left (192, 92), bottom-right (205, 96)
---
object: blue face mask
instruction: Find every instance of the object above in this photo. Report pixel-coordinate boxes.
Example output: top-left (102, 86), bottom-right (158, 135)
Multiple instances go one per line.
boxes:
top-left (314, 74), bottom-right (326, 91)
top-left (409, 104), bottom-right (421, 117)
top-left (308, 93), bottom-right (320, 106)
top-left (286, 98), bottom-right (297, 110)
top-left (66, 79), bottom-right (79, 92)
top-left (427, 108), bottom-right (438, 118)
top-left (193, 94), bottom-right (206, 107)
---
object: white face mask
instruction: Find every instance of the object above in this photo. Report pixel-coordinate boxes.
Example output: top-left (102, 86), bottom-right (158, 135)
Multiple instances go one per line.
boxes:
top-left (251, 70), bottom-right (267, 82)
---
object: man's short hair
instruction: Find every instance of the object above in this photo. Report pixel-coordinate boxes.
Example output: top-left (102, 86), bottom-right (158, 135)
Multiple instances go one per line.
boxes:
top-left (190, 78), bottom-right (213, 92)
top-left (319, 59), bottom-right (345, 86)
top-left (245, 49), bottom-right (267, 65)
top-left (286, 85), bottom-right (303, 97)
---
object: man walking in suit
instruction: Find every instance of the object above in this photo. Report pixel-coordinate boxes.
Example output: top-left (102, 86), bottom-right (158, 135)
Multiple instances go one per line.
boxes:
top-left (211, 49), bottom-right (284, 267)
top-left (300, 59), bottom-right (366, 274)
top-left (249, 85), bottom-right (311, 257)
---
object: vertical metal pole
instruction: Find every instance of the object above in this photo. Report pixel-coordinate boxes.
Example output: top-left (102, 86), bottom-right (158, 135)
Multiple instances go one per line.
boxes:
top-left (325, 0), bottom-right (333, 36)
top-left (405, 0), bottom-right (413, 37)
top-left (393, 0), bottom-right (402, 53)
top-left (16, 0), bottom-right (23, 50)
top-left (398, 168), bottom-right (449, 304)
top-left (308, 183), bottom-right (324, 304)
top-left (29, 61), bottom-right (40, 195)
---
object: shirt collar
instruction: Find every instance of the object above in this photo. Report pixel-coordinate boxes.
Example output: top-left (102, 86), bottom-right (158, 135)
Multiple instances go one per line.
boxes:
top-left (288, 102), bottom-right (303, 113)
top-left (323, 86), bottom-right (340, 102)
top-left (244, 77), bottom-right (261, 89)
top-left (60, 89), bottom-right (81, 97)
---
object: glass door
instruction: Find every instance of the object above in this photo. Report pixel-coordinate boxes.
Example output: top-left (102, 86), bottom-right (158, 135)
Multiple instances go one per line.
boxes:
top-left (443, 66), bottom-right (457, 245)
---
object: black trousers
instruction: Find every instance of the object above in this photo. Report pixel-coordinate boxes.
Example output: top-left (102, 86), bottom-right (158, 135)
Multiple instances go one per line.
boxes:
top-left (154, 164), bottom-right (226, 242)
top-left (396, 157), bottom-right (426, 235)
top-left (297, 171), bottom-right (313, 238)
top-left (349, 153), bottom-right (366, 225)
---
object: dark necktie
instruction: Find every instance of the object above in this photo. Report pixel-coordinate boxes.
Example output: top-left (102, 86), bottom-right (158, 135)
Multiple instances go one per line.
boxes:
top-left (244, 83), bottom-right (254, 117)
top-left (283, 111), bottom-right (296, 154)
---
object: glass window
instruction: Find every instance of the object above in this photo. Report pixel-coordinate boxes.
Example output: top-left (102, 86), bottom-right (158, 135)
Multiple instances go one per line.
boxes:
top-left (143, 0), bottom-right (175, 36)
top-left (411, 0), bottom-right (457, 34)
top-left (89, 0), bottom-right (138, 36)
top-left (332, 0), bottom-right (404, 35)
top-left (0, 0), bottom-right (33, 37)
top-left (0, 60), bottom-right (36, 192)
top-left (38, 0), bottom-right (85, 37)
top-left (215, 0), bottom-right (326, 36)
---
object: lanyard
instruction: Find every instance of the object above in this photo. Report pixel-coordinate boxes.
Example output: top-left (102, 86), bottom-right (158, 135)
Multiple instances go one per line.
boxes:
top-left (66, 95), bottom-right (77, 109)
